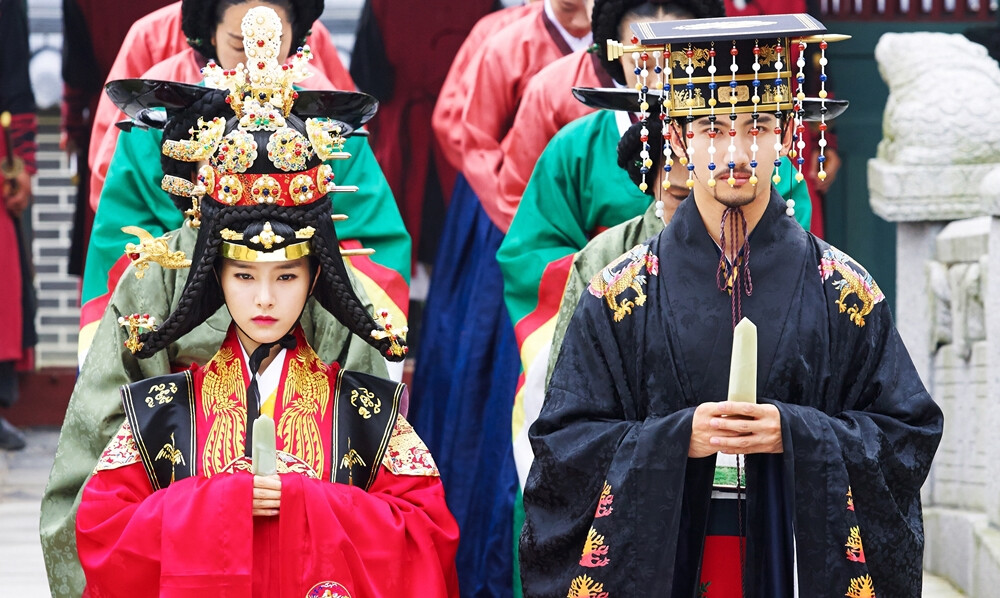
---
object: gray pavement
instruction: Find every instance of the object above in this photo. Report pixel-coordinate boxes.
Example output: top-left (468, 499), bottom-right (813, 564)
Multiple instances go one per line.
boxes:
top-left (0, 429), bottom-right (970, 597)
top-left (0, 428), bottom-right (59, 598)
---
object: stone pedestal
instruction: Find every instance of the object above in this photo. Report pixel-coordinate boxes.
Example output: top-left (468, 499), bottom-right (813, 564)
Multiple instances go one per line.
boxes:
top-left (870, 31), bottom-right (1000, 597)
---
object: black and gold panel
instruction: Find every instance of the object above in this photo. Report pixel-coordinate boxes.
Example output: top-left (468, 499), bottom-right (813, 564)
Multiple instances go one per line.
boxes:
top-left (120, 371), bottom-right (197, 491)
top-left (664, 37), bottom-right (793, 117)
top-left (331, 370), bottom-right (403, 491)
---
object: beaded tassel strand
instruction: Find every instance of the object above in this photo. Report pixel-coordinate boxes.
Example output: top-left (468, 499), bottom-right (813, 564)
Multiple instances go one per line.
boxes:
top-left (633, 40), bottom-right (652, 194)
top-left (657, 46), bottom-right (671, 219)
top-left (707, 42), bottom-right (718, 189)
top-left (748, 40), bottom-right (761, 189)
top-left (684, 44), bottom-right (696, 190)
top-left (727, 41), bottom-right (739, 187)
top-left (817, 38), bottom-right (830, 185)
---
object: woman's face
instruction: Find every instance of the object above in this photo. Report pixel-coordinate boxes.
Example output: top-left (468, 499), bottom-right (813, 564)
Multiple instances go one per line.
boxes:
top-left (220, 257), bottom-right (311, 353)
top-left (212, 1), bottom-right (294, 69)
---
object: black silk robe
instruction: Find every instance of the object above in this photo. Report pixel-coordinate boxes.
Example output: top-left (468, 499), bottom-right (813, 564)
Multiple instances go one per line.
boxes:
top-left (520, 190), bottom-right (943, 598)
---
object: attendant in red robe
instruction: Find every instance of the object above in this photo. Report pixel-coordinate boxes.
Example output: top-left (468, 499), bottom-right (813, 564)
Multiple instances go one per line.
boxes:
top-left (431, 2), bottom-right (539, 189)
top-left (76, 9), bottom-right (458, 596)
top-left (62, 0), bottom-right (175, 276)
top-left (460, 0), bottom-right (594, 230)
top-left (407, 1), bottom-right (593, 595)
top-left (350, 0), bottom-right (497, 264)
top-left (0, 0), bottom-right (37, 451)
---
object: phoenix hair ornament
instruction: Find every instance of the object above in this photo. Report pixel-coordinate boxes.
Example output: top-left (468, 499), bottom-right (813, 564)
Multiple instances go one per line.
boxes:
top-left (122, 226), bottom-right (193, 278)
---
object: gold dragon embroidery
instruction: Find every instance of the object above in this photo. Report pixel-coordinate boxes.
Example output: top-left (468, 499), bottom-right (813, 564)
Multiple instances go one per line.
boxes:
top-left (588, 244), bottom-right (660, 322)
top-left (278, 345), bottom-right (330, 476)
top-left (819, 247), bottom-right (884, 328)
top-left (201, 347), bottom-right (247, 476)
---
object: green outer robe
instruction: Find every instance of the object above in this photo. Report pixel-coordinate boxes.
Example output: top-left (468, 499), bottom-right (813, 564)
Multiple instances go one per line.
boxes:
top-left (546, 201), bottom-right (663, 383)
top-left (41, 224), bottom-right (390, 598)
top-left (81, 128), bottom-right (411, 307)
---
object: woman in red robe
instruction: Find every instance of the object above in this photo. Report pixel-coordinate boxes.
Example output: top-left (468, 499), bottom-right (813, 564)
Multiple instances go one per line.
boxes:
top-left (75, 8), bottom-right (458, 597)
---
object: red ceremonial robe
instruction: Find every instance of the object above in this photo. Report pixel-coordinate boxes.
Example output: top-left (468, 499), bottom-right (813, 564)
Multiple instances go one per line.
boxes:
top-left (77, 326), bottom-right (459, 598)
top-left (459, 6), bottom-right (588, 231)
top-left (495, 49), bottom-right (614, 232)
top-left (352, 0), bottom-right (496, 262)
top-left (87, 1), bottom-right (354, 212)
top-left (0, 0), bottom-right (36, 366)
top-left (431, 2), bottom-right (540, 184)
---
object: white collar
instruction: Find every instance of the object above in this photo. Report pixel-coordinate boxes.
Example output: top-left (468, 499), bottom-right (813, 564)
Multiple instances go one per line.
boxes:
top-left (544, 0), bottom-right (593, 53)
top-left (238, 340), bottom-right (287, 408)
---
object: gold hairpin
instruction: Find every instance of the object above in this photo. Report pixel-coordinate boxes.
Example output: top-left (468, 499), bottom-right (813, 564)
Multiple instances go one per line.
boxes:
top-left (122, 226), bottom-right (191, 279)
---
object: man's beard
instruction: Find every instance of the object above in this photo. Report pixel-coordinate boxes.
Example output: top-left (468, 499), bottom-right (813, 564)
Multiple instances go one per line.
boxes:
top-left (710, 169), bottom-right (760, 208)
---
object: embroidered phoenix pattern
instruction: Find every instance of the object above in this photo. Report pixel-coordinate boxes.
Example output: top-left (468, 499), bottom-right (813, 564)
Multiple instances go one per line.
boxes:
top-left (201, 347), bottom-right (247, 476)
top-left (278, 346), bottom-right (330, 476)
top-left (819, 247), bottom-right (884, 328)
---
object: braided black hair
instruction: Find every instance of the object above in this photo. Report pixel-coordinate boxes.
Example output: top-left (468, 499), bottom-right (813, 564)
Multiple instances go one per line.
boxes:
top-left (135, 195), bottom-right (404, 361)
top-left (181, 0), bottom-right (323, 62)
top-left (616, 117), bottom-right (664, 197)
top-left (160, 88), bottom-right (233, 211)
top-left (592, 0), bottom-right (726, 84)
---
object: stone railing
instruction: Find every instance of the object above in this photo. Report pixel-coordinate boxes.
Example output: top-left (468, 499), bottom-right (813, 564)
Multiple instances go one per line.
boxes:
top-left (870, 31), bottom-right (1000, 597)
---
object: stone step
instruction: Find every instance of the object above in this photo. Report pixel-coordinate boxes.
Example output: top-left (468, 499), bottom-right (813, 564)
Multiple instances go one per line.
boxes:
top-left (923, 572), bottom-right (967, 597)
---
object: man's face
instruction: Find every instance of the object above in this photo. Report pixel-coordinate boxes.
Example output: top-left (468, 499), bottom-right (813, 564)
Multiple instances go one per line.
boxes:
top-left (674, 112), bottom-right (792, 209)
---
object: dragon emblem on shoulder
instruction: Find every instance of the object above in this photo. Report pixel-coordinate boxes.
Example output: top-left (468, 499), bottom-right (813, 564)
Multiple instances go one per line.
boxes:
top-left (588, 244), bottom-right (660, 322)
top-left (819, 247), bottom-right (885, 328)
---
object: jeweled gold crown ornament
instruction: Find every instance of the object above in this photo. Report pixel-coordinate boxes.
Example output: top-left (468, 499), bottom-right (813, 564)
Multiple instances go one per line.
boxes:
top-left (158, 6), bottom-right (357, 209)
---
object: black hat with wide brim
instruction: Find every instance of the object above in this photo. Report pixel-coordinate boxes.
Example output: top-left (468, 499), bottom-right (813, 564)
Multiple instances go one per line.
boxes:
top-left (105, 79), bottom-right (378, 134)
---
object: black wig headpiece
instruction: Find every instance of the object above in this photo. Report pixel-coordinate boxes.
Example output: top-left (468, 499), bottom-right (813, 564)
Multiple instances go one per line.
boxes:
top-left (108, 6), bottom-right (405, 362)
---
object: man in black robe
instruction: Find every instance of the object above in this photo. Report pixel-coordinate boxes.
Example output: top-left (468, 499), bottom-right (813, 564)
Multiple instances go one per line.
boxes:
top-left (520, 14), bottom-right (943, 598)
